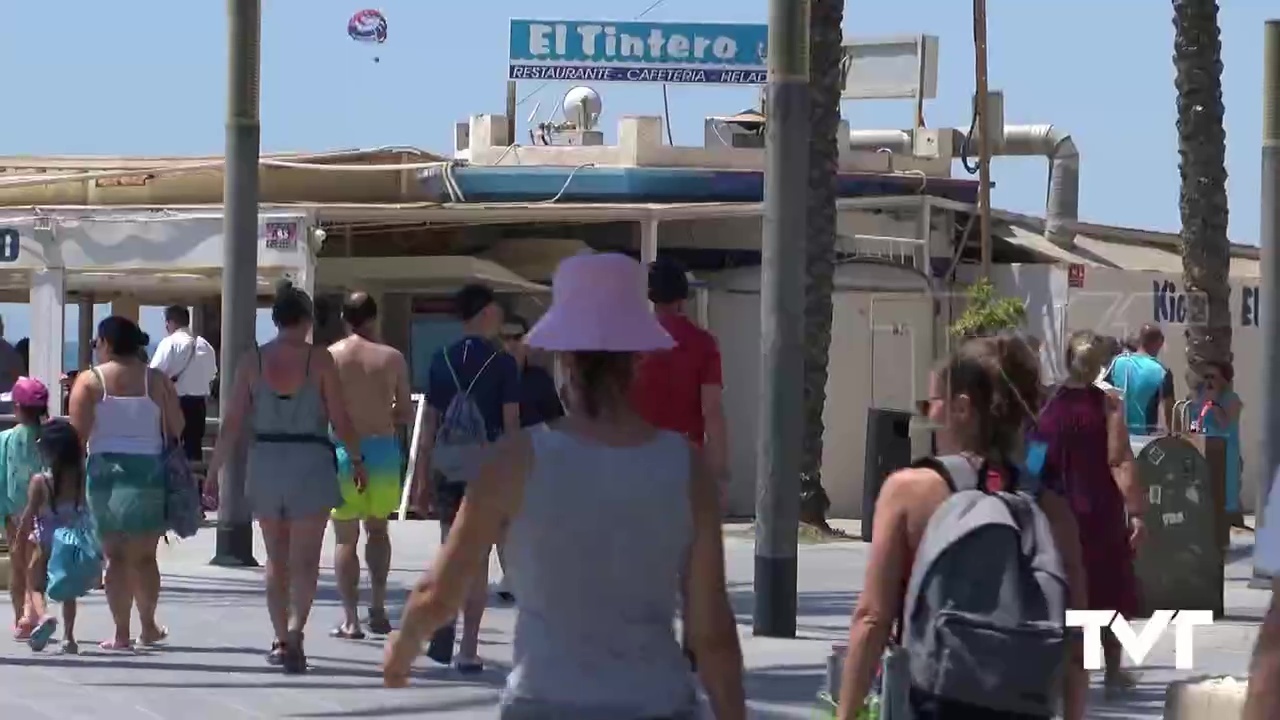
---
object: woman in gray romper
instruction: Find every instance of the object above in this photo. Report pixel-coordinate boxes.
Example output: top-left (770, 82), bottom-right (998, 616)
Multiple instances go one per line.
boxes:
top-left (207, 281), bottom-right (367, 673)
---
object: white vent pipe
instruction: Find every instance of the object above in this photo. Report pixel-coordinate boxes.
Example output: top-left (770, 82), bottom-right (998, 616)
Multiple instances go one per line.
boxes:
top-left (848, 124), bottom-right (1080, 248)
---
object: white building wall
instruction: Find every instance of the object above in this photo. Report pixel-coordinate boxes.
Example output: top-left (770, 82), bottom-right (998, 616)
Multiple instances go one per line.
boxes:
top-left (705, 262), bottom-right (935, 519)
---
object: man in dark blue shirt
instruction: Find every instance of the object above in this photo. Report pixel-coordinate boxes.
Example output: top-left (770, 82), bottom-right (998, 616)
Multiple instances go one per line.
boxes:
top-left (502, 315), bottom-right (565, 428)
top-left (414, 283), bottom-right (519, 673)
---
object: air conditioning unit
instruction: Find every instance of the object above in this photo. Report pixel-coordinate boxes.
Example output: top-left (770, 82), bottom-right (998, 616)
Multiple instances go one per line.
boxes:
top-left (705, 111), bottom-right (766, 149)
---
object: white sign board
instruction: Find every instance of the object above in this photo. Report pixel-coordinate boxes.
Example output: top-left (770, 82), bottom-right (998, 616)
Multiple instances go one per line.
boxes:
top-left (397, 393), bottom-right (428, 521)
top-left (840, 35), bottom-right (939, 100)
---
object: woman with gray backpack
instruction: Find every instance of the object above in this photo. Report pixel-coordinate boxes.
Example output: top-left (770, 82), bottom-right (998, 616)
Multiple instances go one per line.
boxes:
top-left (836, 335), bottom-right (1089, 719)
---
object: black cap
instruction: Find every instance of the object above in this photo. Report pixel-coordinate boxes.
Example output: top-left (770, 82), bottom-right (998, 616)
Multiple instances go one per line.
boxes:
top-left (648, 256), bottom-right (690, 304)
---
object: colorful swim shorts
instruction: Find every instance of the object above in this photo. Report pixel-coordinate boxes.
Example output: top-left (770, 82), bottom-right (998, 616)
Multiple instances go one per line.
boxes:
top-left (332, 435), bottom-right (404, 521)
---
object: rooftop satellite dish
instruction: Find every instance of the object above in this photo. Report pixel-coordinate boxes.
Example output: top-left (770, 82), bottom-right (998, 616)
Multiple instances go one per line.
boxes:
top-left (562, 86), bottom-right (602, 131)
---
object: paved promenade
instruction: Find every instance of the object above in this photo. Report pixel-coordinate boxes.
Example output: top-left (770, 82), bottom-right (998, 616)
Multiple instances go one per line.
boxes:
top-left (0, 521), bottom-right (1262, 718)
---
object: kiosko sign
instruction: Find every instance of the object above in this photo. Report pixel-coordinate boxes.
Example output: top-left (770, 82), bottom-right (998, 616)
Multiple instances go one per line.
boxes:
top-left (508, 19), bottom-right (768, 85)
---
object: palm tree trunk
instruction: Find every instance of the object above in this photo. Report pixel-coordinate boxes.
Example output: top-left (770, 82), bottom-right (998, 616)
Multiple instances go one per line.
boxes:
top-left (799, 0), bottom-right (845, 528)
top-left (1173, 0), bottom-right (1232, 555)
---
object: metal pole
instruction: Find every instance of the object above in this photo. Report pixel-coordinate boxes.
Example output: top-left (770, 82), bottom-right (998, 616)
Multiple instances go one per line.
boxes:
top-left (974, 0), bottom-right (993, 278)
top-left (754, 0), bottom-right (809, 638)
top-left (211, 0), bottom-right (261, 568)
top-left (1253, 19), bottom-right (1280, 587)
top-left (506, 80), bottom-right (518, 147)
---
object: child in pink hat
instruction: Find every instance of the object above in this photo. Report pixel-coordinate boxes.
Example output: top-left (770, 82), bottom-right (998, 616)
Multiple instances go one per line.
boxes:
top-left (0, 376), bottom-right (50, 638)
top-left (386, 253), bottom-right (746, 719)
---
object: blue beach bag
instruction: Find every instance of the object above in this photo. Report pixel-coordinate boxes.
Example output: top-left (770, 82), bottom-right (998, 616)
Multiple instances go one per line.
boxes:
top-left (47, 522), bottom-right (104, 603)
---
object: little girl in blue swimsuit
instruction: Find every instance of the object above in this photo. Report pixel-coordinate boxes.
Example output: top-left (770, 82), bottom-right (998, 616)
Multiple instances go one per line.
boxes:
top-left (18, 418), bottom-right (93, 654)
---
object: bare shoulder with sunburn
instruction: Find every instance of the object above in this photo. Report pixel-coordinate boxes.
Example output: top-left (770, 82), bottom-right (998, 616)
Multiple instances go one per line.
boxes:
top-left (329, 335), bottom-right (400, 438)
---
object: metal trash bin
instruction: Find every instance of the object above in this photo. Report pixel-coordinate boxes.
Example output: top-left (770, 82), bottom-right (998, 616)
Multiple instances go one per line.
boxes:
top-left (1130, 433), bottom-right (1224, 617)
top-left (862, 408), bottom-right (913, 542)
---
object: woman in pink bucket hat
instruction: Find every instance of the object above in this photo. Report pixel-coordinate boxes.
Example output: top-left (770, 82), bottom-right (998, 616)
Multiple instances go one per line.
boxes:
top-left (385, 253), bottom-right (745, 719)
top-left (0, 376), bottom-right (51, 639)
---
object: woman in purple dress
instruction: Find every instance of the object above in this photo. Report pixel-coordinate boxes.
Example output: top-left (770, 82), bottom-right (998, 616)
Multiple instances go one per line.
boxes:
top-left (1034, 331), bottom-right (1145, 694)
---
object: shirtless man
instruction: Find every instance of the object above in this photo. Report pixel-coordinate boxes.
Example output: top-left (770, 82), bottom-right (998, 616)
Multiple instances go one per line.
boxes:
top-left (328, 292), bottom-right (413, 639)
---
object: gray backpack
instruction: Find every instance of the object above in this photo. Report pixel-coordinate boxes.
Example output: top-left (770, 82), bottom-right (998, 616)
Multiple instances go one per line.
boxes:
top-left (430, 348), bottom-right (498, 484)
top-left (902, 455), bottom-right (1069, 716)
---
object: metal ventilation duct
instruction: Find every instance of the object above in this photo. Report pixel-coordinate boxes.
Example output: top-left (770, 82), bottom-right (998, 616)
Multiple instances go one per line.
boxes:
top-left (848, 124), bottom-right (1080, 248)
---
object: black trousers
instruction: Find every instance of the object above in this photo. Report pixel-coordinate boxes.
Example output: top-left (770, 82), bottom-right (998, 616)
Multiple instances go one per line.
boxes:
top-left (178, 396), bottom-right (208, 462)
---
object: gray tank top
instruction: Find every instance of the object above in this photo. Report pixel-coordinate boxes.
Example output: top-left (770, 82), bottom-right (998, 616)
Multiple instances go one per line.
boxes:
top-left (501, 426), bottom-right (698, 720)
top-left (250, 346), bottom-right (329, 441)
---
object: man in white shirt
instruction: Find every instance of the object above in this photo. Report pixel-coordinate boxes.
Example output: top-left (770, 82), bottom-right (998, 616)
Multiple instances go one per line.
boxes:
top-left (150, 305), bottom-right (218, 461)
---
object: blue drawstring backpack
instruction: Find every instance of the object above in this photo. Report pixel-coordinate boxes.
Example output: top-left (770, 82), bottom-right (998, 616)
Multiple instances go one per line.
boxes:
top-left (47, 520), bottom-right (104, 603)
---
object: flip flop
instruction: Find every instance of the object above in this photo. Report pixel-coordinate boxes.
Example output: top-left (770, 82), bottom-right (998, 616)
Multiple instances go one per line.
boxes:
top-left (12, 620), bottom-right (35, 641)
top-left (98, 639), bottom-right (135, 653)
top-left (27, 617), bottom-right (58, 652)
top-left (329, 625), bottom-right (366, 641)
top-left (139, 626), bottom-right (169, 647)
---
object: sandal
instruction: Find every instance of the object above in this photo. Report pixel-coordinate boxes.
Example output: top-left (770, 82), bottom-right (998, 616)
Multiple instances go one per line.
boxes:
top-left (12, 619), bottom-right (35, 641)
top-left (28, 617), bottom-right (58, 652)
top-left (366, 609), bottom-right (393, 636)
top-left (453, 655), bottom-right (484, 675)
top-left (98, 639), bottom-right (134, 653)
top-left (61, 640), bottom-right (79, 655)
top-left (1104, 669), bottom-right (1141, 698)
top-left (266, 640), bottom-right (285, 666)
top-left (281, 633), bottom-right (307, 674)
top-left (329, 624), bottom-right (366, 641)
top-left (139, 625), bottom-right (169, 647)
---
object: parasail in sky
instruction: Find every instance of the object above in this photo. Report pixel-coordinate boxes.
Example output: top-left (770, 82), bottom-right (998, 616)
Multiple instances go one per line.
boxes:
top-left (347, 9), bottom-right (388, 62)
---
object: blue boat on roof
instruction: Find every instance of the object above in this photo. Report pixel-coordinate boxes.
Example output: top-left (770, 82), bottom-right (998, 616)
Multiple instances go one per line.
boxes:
top-left (419, 165), bottom-right (979, 205)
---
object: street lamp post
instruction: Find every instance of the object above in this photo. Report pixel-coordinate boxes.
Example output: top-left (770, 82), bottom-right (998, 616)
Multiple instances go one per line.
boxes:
top-left (1254, 19), bottom-right (1280, 587)
top-left (754, 0), bottom-right (810, 638)
top-left (211, 0), bottom-right (262, 567)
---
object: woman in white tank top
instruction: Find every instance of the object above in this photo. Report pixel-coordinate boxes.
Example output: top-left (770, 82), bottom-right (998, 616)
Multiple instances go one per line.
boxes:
top-left (383, 254), bottom-right (746, 720)
top-left (68, 316), bottom-right (184, 651)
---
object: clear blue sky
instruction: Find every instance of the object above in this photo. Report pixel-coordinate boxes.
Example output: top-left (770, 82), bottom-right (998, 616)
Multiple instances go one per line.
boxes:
top-left (2, 0), bottom-right (1274, 344)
